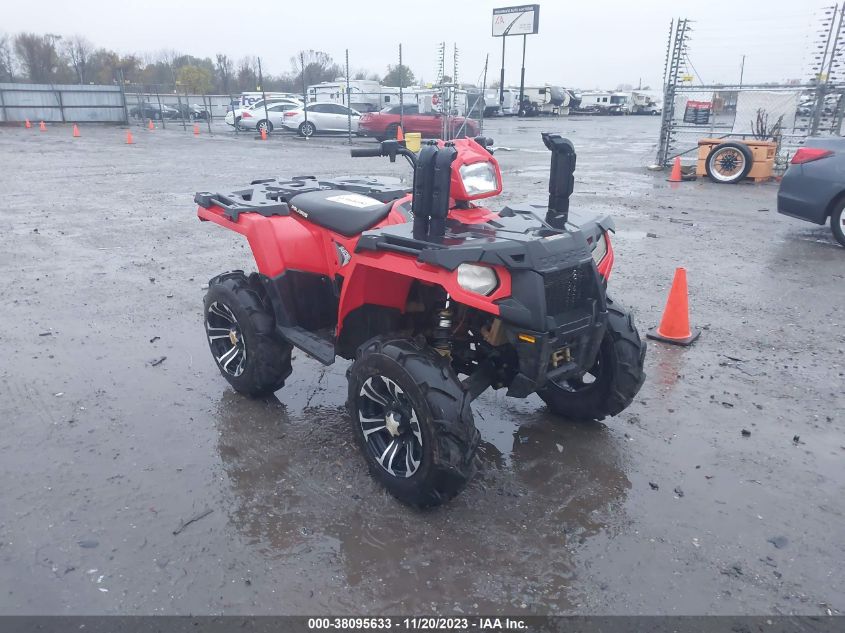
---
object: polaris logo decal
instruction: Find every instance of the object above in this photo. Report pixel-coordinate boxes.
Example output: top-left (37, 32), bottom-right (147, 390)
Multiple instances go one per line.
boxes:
top-left (292, 206), bottom-right (308, 218)
top-left (325, 193), bottom-right (381, 208)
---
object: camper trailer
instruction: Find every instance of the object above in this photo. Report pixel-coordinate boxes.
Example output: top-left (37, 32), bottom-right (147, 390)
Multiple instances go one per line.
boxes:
top-left (629, 90), bottom-right (662, 115)
top-left (482, 88), bottom-right (520, 116)
top-left (519, 86), bottom-right (570, 116)
top-left (307, 79), bottom-right (400, 113)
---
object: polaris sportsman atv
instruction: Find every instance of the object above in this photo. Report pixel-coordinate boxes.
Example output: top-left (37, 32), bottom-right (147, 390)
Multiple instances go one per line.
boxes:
top-left (195, 133), bottom-right (646, 507)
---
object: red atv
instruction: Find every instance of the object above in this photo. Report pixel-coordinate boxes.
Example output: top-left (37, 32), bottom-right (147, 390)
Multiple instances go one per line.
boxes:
top-left (195, 134), bottom-right (646, 507)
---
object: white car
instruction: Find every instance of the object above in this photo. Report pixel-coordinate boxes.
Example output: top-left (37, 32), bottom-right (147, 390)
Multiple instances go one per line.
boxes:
top-left (281, 102), bottom-right (361, 137)
top-left (236, 102), bottom-right (302, 134)
top-left (224, 98), bottom-right (302, 128)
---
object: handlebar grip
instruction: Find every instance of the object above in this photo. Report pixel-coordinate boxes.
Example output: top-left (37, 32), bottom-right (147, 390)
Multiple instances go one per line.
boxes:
top-left (350, 147), bottom-right (383, 158)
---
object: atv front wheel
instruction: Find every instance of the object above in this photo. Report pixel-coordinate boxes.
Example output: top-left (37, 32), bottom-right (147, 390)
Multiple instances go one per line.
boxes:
top-left (347, 337), bottom-right (479, 508)
top-left (203, 272), bottom-right (293, 397)
top-left (831, 198), bottom-right (845, 247)
top-left (539, 297), bottom-right (646, 422)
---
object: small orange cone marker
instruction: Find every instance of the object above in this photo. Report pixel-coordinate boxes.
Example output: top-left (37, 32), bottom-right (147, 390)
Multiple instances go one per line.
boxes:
top-left (39, 120), bottom-right (47, 132)
top-left (396, 125), bottom-right (404, 141)
top-left (25, 119), bottom-right (32, 129)
top-left (126, 130), bottom-right (135, 144)
top-left (260, 127), bottom-right (267, 141)
top-left (667, 156), bottom-right (682, 182)
top-left (647, 267), bottom-right (700, 346)
top-left (193, 124), bottom-right (200, 136)
top-left (148, 119), bottom-right (155, 130)
top-left (72, 124), bottom-right (81, 137)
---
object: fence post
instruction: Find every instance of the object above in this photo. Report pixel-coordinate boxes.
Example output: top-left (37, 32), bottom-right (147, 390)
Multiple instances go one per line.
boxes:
top-left (346, 49), bottom-right (352, 144)
top-left (301, 52), bottom-right (309, 141)
top-left (54, 86), bottom-right (66, 123)
top-left (155, 89), bottom-right (166, 129)
top-left (399, 43), bottom-right (404, 132)
top-left (118, 70), bottom-right (129, 124)
top-left (0, 87), bottom-right (7, 123)
top-left (204, 94), bottom-right (213, 135)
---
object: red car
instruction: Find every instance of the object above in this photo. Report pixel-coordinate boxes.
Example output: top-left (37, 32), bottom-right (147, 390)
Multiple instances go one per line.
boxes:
top-left (358, 104), bottom-right (480, 141)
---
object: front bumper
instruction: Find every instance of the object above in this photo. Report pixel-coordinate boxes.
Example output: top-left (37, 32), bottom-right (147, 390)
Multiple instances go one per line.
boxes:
top-left (503, 302), bottom-right (607, 398)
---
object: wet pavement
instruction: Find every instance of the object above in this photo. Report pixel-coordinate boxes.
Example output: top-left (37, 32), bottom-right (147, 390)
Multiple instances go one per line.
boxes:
top-left (0, 117), bottom-right (843, 615)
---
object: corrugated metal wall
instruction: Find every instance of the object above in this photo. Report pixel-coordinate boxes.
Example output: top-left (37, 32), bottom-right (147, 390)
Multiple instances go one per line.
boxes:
top-left (0, 83), bottom-right (127, 123)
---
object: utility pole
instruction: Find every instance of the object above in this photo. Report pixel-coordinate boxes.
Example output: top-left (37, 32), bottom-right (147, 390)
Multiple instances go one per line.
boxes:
top-left (739, 54), bottom-right (745, 87)
top-left (518, 34), bottom-right (527, 116)
top-left (499, 35), bottom-right (506, 107)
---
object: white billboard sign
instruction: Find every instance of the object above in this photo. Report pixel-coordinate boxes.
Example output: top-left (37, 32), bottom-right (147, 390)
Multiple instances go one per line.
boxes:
top-left (492, 5), bottom-right (540, 37)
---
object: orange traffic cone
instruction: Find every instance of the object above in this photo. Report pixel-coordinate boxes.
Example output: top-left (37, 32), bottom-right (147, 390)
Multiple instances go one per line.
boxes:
top-left (25, 119), bottom-right (32, 129)
top-left (396, 125), bottom-right (404, 141)
top-left (126, 130), bottom-right (135, 145)
top-left (39, 121), bottom-right (47, 132)
top-left (148, 119), bottom-right (155, 130)
top-left (667, 156), bottom-right (682, 182)
top-left (260, 127), bottom-right (267, 141)
top-left (72, 124), bottom-right (81, 138)
top-left (647, 267), bottom-right (700, 346)
top-left (193, 124), bottom-right (200, 136)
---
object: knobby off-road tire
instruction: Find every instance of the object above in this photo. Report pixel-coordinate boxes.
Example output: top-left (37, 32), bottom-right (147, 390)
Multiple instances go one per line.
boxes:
top-left (347, 337), bottom-right (480, 508)
top-left (203, 272), bottom-right (293, 397)
top-left (539, 297), bottom-right (646, 422)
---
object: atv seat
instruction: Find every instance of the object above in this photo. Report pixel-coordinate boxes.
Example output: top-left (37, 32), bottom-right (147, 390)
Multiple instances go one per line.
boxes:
top-left (289, 189), bottom-right (393, 237)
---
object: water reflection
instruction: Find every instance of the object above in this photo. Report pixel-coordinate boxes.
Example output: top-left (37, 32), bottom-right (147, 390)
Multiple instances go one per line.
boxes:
top-left (214, 388), bottom-right (631, 613)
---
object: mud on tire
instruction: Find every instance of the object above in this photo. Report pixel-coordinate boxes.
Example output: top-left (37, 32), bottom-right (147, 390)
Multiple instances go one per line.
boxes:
top-left (203, 271), bottom-right (293, 397)
top-left (347, 337), bottom-right (479, 508)
top-left (539, 297), bottom-right (646, 422)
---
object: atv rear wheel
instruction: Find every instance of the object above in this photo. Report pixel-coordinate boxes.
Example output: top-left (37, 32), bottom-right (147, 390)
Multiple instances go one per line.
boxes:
top-left (539, 297), bottom-right (646, 422)
top-left (203, 272), bottom-right (293, 397)
top-left (347, 337), bottom-right (479, 508)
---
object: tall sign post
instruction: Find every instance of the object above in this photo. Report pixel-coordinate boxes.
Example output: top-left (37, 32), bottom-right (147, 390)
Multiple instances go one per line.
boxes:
top-left (492, 4), bottom-right (540, 113)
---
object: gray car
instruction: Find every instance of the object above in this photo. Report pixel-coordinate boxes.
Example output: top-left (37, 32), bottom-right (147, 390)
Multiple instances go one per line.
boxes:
top-left (778, 137), bottom-right (845, 247)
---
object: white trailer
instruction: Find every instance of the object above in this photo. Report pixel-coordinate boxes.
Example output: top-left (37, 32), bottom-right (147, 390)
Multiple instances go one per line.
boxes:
top-left (519, 86), bottom-right (570, 116)
top-left (483, 88), bottom-right (520, 116)
top-left (307, 79), bottom-right (400, 112)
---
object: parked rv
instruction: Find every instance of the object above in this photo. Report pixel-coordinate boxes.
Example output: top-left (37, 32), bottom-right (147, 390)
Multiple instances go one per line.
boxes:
top-left (307, 79), bottom-right (400, 113)
top-left (629, 91), bottom-right (662, 115)
top-left (483, 88), bottom-right (520, 116)
top-left (519, 86), bottom-right (570, 116)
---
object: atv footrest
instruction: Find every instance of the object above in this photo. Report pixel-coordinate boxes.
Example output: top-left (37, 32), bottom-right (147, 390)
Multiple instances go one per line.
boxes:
top-left (277, 325), bottom-right (335, 365)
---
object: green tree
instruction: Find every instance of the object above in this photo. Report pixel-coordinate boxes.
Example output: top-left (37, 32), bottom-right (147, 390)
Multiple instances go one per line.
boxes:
top-left (177, 64), bottom-right (213, 93)
top-left (382, 63), bottom-right (414, 87)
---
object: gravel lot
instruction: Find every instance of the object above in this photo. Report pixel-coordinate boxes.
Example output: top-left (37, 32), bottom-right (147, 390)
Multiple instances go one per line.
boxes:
top-left (0, 116), bottom-right (842, 615)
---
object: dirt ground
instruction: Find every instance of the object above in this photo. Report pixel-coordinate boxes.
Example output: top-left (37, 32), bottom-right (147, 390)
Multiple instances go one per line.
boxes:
top-left (0, 116), bottom-right (842, 616)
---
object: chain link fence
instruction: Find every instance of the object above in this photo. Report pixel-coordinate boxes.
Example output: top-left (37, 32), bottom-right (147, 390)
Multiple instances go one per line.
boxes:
top-left (657, 83), bottom-right (845, 168)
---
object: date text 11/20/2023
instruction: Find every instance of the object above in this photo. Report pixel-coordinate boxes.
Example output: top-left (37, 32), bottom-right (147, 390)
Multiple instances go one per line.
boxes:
top-left (306, 617), bottom-right (528, 630)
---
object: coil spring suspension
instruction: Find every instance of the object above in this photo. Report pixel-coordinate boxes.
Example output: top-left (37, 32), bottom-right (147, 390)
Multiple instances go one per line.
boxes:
top-left (432, 308), bottom-right (453, 356)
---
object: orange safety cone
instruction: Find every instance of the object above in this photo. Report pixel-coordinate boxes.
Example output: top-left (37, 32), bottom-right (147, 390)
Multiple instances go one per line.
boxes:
top-left (667, 156), bottom-right (682, 182)
top-left (72, 124), bottom-right (81, 138)
top-left (25, 119), bottom-right (32, 129)
top-left (260, 127), bottom-right (267, 141)
top-left (39, 121), bottom-right (47, 132)
top-left (647, 267), bottom-right (700, 346)
top-left (396, 125), bottom-right (404, 141)
top-left (126, 130), bottom-right (135, 145)
top-left (148, 119), bottom-right (155, 130)
top-left (193, 124), bottom-right (200, 136)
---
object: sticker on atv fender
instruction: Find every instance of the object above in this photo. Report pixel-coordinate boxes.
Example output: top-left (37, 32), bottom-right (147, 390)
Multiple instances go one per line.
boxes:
top-left (325, 193), bottom-right (382, 208)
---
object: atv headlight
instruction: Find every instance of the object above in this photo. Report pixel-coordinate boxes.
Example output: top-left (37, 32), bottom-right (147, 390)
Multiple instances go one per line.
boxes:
top-left (456, 263), bottom-right (498, 295)
top-left (591, 232), bottom-right (608, 264)
top-left (459, 162), bottom-right (498, 196)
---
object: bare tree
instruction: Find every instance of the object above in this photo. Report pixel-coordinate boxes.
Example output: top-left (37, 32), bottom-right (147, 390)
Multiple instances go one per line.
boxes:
top-left (0, 34), bottom-right (15, 81)
top-left (236, 56), bottom-right (257, 91)
top-left (14, 32), bottom-right (62, 82)
top-left (290, 50), bottom-right (341, 89)
top-left (216, 53), bottom-right (233, 93)
top-left (63, 35), bottom-right (93, 84)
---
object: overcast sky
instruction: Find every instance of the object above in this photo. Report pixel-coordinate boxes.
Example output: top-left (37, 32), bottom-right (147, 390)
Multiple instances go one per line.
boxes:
top-left (2, 0), bottom-right (837, 89)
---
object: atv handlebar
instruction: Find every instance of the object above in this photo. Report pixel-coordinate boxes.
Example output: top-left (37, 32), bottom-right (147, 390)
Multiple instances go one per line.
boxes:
top-left (351, 140), bottom-right (417, 167)
top-left (350, 147), bottom-right (383, 158)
